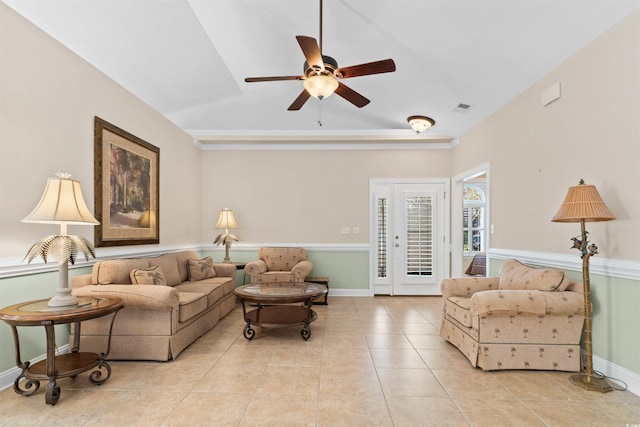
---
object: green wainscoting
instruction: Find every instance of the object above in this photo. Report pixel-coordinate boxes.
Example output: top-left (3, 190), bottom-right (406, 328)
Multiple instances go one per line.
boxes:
top-left (201, 249), bottom-right (371, 291)
top-left (0, 266), bottom-right (93, 373)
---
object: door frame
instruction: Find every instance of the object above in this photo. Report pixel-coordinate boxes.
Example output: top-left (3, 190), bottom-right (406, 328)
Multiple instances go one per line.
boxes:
top-left (451, 162), bottom-right (491, 277)
top-left (369, 178), bottom-right (450, 296)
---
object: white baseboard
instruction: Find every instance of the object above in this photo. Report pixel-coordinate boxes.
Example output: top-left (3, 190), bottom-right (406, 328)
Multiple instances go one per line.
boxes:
top-left (594, 354), bottom-right (640, 396)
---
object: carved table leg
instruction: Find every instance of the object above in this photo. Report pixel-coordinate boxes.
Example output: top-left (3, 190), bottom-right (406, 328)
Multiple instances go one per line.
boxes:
top-left (43, 322), bottom-right (61, 405)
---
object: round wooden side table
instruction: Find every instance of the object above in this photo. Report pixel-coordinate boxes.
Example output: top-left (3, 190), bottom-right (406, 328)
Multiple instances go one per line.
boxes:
top-left (0, 296), bottom-right (123, 405)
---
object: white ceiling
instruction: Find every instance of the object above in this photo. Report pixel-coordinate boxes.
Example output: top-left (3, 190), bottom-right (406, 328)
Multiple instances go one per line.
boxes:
top-left (4, 0), bottom-right (640, 145)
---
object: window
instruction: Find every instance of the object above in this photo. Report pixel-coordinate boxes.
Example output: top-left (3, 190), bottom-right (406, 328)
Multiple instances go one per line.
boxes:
top-left (463, 185), bottom-right (485, 253)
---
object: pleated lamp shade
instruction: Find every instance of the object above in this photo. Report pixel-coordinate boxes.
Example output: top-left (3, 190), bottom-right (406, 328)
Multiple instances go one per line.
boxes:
top-left (215, 208), bottom-right (238, 229)
top-left (22, 173), bottom-right (99, 225)
top-left (552, 179), bottom-right (615, 223)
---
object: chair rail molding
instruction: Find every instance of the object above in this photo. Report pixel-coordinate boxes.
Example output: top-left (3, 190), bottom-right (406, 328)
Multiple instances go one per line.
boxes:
top-left (488, 248), bottom-right (640, 281)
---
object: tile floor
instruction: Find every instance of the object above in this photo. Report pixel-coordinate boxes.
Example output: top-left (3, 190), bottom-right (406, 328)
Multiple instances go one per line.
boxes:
top-left (1, 296), bottom-right (639, 426)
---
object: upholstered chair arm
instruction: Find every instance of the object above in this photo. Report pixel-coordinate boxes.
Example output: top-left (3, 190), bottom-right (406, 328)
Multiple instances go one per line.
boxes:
top-left (469, 289), bottom-right (585, 317)
top-left (542, 291), bottom-right (584, 315)
top-left (440, 277), bottom-right (499, 300)
top-left (212, 262), bottom-right (237, 279)
top-left (292, 260), bottom-right (313, 282)
top-left (72, 284), bottom-right (180, 311)
top-left (245, 259), bottom-right (267, 283)
top-left (470, 289), bottom-right (547, 316)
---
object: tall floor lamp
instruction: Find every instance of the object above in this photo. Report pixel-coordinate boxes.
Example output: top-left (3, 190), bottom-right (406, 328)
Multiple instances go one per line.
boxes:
top-left (551, 179), bottom-right (615, 392)
top-left (22, 173), bottom-right (99, 307)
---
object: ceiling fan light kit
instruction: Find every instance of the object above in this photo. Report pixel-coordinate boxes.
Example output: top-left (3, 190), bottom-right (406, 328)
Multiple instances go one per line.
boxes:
top-left (303, 74), bottom-right (339, 99)
top-left (244, 0), bottom-right (396, 111)
top-left (407, 115), bottom-right (436, 134)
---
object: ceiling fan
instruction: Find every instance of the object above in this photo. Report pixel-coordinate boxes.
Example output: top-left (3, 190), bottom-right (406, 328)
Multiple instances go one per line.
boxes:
top-left (244, 0), bottom-right (396, 111)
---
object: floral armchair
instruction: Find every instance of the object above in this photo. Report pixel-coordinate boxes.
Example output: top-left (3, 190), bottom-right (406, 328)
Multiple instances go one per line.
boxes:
top-left (245, 247), bottom-right (313, 284)
top-left (440, 259), bottom-right (585, 371)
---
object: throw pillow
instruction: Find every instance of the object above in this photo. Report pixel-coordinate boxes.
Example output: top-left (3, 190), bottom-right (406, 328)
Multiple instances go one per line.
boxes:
top-left (499, 259), bottom-right (567, 292)
top-left (188, 257), bottom-right (216, 281)
top-left (130, 266), bottom-right (167, 286)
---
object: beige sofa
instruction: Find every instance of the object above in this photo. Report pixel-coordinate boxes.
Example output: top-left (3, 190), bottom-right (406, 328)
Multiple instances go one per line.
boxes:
top-left (440, 259), bottom-right (585, 371)
top-left (245, 247), bottom-right (313, 284)
top-left (71, 250), bottom-right (236, 361)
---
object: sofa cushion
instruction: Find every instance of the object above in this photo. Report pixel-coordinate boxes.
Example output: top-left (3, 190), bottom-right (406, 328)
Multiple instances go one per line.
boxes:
top-left (93, 258), bottom-right (150, 284)
top-left (148, 253), bottom-right (181, 286)
top-left (174, 250), bottom-right (199, 282)
top-left (130, 266), bottom-right (168, 286)
top-left (187, 257), bottom-right (216, 281)
top-left (499, 259), bottom-right (568, 292)
top-left (175, 280), bottom-right (226, 307)
top-left (178, 291), bottom-right (208, 322)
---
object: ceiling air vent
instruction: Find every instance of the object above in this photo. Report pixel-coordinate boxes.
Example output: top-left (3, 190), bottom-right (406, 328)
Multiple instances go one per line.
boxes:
top-left (456, 103), bottom-right (471, 110)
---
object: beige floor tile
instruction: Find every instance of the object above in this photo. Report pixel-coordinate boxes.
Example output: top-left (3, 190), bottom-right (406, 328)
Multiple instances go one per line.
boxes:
top-left (193, 364), bottom-right (264, 393)
top-left (524, 399), bottom-right (627, 426)
top-left (431, 368), bottom-right (516, 400)
top-left (360, 321), bottom-right (404, 335)
top-left (377, 368), bottom-right (448, 397)
top-left (321, 331), bottom-right (368, 349)
top-left (417, 348), bottom-right (472, 370)
top-left (454, 398), bottom-right (546, 427)
top-left (4, 296), bottom-right (639, 427)
top-left (239, 393), bottom-right (318, 427)
top-left (319, 365), bottom-right (384, 396)
top-left (400, 322), bottom-right (439, 335)
top-left (255, 365), bottom-right (321, 395)
top-left (83, 389), bottom-right (188, 426)
top-left (365, 333), bottom-right (414, 349)
top-left (489, 370), bottom-right (584, 401)
top-left (385, 396), bottom-right (471, 426)
top-left (161, 391), bottom-right (252, 426)
top-left (406, 333), bottom-right (449, 349)
top-left (269, 345), bottom-right (323, 367)
top-left (321, 346), bottom-right (374, 368)
top-left (370, 348), bottom-right (428, 369)
top-left (317, 393), bottom-right (393, 426)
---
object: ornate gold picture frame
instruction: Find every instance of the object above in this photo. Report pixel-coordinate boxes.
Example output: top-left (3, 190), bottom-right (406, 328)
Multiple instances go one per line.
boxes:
top-left (94, 117), bottom-right (159, 247)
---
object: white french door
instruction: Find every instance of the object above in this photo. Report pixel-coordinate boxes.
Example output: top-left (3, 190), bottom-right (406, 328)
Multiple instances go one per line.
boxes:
top-left (370, 179), bottom-right (448, 296)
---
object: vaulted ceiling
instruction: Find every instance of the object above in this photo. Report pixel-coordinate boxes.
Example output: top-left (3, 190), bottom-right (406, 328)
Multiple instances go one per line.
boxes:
top-left (5, 0), bottom-right (639, 146)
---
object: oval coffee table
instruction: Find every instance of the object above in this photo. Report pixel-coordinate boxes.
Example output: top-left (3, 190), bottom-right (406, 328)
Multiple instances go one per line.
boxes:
top-left (233, 282), bottom-right (327, 340)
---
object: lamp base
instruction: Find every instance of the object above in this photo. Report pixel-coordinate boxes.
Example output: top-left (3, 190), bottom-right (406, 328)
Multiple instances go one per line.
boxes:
top-left (48, 288), bottom-right (79, 307)
top-left (569, 373), bottom-right (613, 393)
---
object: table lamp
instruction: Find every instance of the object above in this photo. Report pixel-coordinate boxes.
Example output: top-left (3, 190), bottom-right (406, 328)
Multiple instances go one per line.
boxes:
top-left (214, 208), bottom-right (239, 263)
top-left (22, 173), bottom-right (99, 307)
top-left (552, 179), bottom-right (615, 392)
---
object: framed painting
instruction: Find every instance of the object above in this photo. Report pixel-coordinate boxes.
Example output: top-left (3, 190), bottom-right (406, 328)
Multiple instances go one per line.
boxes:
top-left (94, 117), bottom-right (160, 247)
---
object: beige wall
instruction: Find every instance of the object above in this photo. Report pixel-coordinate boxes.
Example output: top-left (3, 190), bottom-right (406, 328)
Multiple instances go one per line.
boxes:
top-left (202, 149), bottom-right (451, 244)
top-left (0, 3), bottom-right (202, 260)
top-left (451, 9), bottom-right (640, 262)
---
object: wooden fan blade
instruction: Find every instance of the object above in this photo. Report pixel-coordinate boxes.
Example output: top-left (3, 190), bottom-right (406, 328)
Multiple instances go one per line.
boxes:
top-left (288, 90), bottom-right (311, 111)
top-left (334, 82), bottom-right (370, 108)
top-left (337, 59), bottom-right (396, 79)
top-left (245, 75), bottom-right (303, 83)
top-left (296, 36), bottom-right (324, 70)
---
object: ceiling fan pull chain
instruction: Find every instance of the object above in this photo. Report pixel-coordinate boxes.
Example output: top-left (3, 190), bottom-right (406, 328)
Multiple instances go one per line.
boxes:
top-left (318, 101), bottom-right (323, 127)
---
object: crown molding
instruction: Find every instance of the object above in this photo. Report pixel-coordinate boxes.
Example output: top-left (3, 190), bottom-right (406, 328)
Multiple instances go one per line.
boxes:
top-left (189, 129), bottom-right (458, 150)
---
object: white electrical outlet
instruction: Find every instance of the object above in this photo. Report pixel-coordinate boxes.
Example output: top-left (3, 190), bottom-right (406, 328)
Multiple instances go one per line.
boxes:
top-left (352, 226), bottom-right (360, 234)
top-left (340, 227), bottom-right (351, 234)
